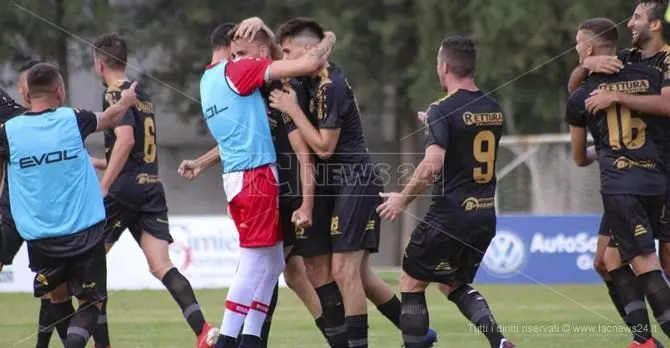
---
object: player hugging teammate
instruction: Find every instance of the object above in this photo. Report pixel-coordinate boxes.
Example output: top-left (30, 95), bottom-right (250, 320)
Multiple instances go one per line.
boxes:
top-left (567, 1), bottom-right (670, 347)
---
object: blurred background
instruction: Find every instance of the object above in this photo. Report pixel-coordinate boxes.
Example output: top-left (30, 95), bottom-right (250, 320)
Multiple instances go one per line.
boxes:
top-left (0, 0), bottom-right (635, 268)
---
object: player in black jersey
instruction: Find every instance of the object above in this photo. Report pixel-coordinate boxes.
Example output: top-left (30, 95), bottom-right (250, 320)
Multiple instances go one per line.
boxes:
top-left (89, 33), bottom-right (218, 348)
top-left (177, 21), bottom-right (327, 348)
top-left (567, 10), bottom-right (670, 345)
top-left (377, 36), bottom-right (513, 348)
top-left (271, 17), bottom-right (437, 348)
top-left (567, 18), bottom-right (667, 348)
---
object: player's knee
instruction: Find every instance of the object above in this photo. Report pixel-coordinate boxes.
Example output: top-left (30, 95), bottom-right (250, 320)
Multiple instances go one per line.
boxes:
top-left (437, 282), bottom-right (458, 296)
top-left (593, 256), bottom-right (609, 279)
top-left (399, 271), bottom-right (429, 293)
top-left (265, 251), bottom-right (285, 280)
top-left (631, 252), bottom-right (662, 275)
top-left (49, 283), bottom-right (70, 303)
top-left (284, 261), bottom-right (307, 291)
top-left (304, 256), bottom-right (331, 287)
top-left (331, 257), bottom-right (361, 285)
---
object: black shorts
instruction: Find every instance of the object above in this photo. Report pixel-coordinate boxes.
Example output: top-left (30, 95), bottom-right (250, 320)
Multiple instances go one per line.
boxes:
top-left (104, 197), bottom-right (173, 246)
top-left (598, 214), bottom-right (611, 236)
top-left (0, 208), bottom-right (23, 265)
top-left (402, 218), bottom-right (495, 285)
top-left (603, 194), bottom-right (663, 263)
top-left (30, 240), bottom-right (107, 301)
top-left (295, 192), bottom-right (334, 258)
top-left (330, 180), bottom-right (383, 254)
top-left (280, 198), bottom-right (301, 249)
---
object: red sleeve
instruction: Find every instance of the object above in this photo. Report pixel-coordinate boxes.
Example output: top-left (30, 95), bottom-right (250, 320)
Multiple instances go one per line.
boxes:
top-left (225, 57), bottom-right (272, 95)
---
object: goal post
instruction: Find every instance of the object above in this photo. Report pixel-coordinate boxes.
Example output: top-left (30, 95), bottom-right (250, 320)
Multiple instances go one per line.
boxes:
top-left (495, 133), bottom-right (602, 215)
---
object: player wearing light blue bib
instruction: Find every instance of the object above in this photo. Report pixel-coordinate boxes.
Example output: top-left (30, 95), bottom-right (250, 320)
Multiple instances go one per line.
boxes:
top-left (0, 63), bottom-right (137, 348)
top-left (196, 25), bottom-right (336, 348)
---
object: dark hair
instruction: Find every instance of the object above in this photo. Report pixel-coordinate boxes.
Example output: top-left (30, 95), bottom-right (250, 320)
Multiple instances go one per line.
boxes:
top-left (578, 17), bottom-right (619, 47)
top-left (93, 33), bottom-right (128, 70)
top-left (439, 36), bottom-right (477, 78)
top-left (19, 60), bottom-right (40, 73)
top-left (211, 23), bottom-right (236, 49)
top-left (26, 63), bottom-right (63, 99)
top-left (638, 0), bottom-right (669, 22)
top-left (276, 17), bottom-right (324, 44)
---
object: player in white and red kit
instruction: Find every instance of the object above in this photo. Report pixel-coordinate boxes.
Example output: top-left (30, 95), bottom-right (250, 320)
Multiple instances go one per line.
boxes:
top-left (197, 24), bottom-right (336, 348)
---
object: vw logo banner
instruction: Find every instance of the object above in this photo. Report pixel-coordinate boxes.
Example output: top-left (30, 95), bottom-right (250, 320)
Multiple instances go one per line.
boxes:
top-left (476, 215), bottom-right (606, 284)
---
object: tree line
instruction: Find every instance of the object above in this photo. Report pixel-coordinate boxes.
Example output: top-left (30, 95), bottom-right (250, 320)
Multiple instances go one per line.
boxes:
top-left (1, 0), bottom-right (635, 137)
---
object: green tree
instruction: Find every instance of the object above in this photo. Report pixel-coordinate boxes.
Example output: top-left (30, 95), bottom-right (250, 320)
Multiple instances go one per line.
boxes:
top-left (0, 0), bottom-right (116, 101)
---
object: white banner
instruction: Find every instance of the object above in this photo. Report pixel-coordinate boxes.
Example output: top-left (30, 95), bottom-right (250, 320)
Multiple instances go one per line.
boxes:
top-left (0, 215), bottom-right (285, 293)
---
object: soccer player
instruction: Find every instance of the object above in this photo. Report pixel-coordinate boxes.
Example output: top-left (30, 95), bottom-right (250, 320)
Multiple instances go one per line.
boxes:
top-left (198, 22), bottom-right (335, 348)
top-left (376, 36), bottom-right (514, 348)
top-left (0, 61), bottom-right (80, 348)
top-left (0, 62), bottom-right (137, 348)
top-left (566, 17), bottom-right (666, 347)
top-left (568, 11), bottom-right (670, 348)
top-left (87, 33), bottom-right (219, 348)
top-left (270, 17), bottom-right (437, 348)
top-left (179, 20), bottom-right (325, 347)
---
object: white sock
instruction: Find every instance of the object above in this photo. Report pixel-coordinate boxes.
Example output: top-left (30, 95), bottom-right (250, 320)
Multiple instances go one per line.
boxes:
top-left (241, 243), bottom-right (285, 337)
top-left (220, 247), bottom-right (267, 338)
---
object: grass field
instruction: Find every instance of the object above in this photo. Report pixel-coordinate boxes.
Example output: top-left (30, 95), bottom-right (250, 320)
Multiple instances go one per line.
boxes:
top-left (0, 272), bottom-right (664, 347)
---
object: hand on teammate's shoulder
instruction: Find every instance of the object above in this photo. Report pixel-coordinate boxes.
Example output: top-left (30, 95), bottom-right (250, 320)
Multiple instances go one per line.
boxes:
top-left (120, 81), bottom-right (138, 106)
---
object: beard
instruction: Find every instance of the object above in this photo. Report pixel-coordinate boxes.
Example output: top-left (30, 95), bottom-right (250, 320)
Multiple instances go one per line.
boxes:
top-left (632, 30), bottom-right (651, 48)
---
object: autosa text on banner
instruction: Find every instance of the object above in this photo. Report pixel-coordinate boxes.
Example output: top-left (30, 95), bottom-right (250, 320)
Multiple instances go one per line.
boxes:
top-left (475, 215), bottom-right (605, 284)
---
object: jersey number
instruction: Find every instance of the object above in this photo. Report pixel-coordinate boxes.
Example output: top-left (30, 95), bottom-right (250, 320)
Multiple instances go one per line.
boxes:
top-left (606, 105), bottom-right (646, 150)
top-left (473, 130), bottom-right (496, 184)
top-left (143, 118), bottom-right (157, 163)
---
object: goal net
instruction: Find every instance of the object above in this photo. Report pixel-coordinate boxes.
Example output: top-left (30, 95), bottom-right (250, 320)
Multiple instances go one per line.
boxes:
top-left (495, 133), bottom-right (602, 215)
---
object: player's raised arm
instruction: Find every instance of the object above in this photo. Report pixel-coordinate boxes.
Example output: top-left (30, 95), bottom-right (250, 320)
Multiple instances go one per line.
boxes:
top-left (265, 32), bottom-right (336, 81)
top-left (177, 146), bottom-right (220, 181)
top-left (95, 81), bottom-right (138, 131)
top-left (270, 85), bottom-right (340, 159)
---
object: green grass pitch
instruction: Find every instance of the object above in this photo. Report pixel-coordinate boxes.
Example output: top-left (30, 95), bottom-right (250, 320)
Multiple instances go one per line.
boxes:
top-left (0, 271), bottom-right (664, 347)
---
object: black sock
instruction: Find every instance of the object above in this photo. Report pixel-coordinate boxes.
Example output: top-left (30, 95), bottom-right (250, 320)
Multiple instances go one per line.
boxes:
top-left (345, 315), bottom-right (368, 348)
top-left (64, 303), bottom-right (101, 348)
top-left (609, 266), bottom-right (651, 343)
top-left (260, 283), bottom-right (279, 348)
top-left (239, 334), bottom-right (262, 348)
top-left (316, 282), bottom-right (348, 348)
top-left (92, 298), bottom-right (109, 348)
top-left (36, 299), bottom-right (54, 348)
top-left (400, 292), bottom-right (429, 348)
top-left (214, 335), bottom-right (238, 348)
top-left (315, 316), bottom-right (331, 344)
top-left (448, 285), bottom-right (504, 348)
top-left (605, 280), bottom-right (629, 323)
top-left (161, 267), bottom-right (207, 335)
top-left (605, 280), bottom-right (633, 336)
top-left (52, 300), bottom-right (75, 343)
top-left (377, 295), bottom-right (402, 329)
top-left (639, 270), bottom-right (670, 337)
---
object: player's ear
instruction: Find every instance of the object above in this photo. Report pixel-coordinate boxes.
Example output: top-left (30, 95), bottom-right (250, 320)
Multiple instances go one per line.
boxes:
top-left (260, 45), bottom-right (270, 59)
top-left (651, 19), bottom-right (662, 33)
top-left (56, 84), bottom-right (65, 105)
